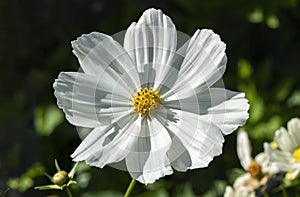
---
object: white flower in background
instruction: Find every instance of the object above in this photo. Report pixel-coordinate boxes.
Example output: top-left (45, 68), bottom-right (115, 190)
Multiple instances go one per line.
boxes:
top-left (224, 130), bottom-right (278, 197)
top-left (264, 117), bottom-right (300, 180)
top-left (237, 130), bottom-right (278, 177)
top-left (53, 8), bottom-right (249, 184)
top-left (224, 185), bottom-right (256, 197)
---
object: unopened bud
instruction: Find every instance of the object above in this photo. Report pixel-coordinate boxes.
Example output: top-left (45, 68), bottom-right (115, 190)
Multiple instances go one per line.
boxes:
top-left (52, 170), bottom-right (68, 185)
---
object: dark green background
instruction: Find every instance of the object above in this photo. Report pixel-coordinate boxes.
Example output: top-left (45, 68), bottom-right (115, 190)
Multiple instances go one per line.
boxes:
top-left (1, 0), bottom-right (300, 196)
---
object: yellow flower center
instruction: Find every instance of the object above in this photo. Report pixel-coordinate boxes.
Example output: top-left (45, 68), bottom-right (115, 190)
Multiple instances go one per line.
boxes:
top-left (132, 87), bottom-right (161, 116)
top-left (293, 147), bottom-right (300, 162)
top-left (248, 161), bottom-right (262, 178)
top-left (270, 141), bottom-right (278, 149)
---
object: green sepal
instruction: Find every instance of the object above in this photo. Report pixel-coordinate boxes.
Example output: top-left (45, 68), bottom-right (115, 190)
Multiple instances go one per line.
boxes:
top-left (68, 162), bottom-right (79, 179)
top-left (54, 159), bottom-right (61, 171)
top-left (34, 184), bottom-right (63, 190)
top-left (44, 172), bottom-right (53, 182)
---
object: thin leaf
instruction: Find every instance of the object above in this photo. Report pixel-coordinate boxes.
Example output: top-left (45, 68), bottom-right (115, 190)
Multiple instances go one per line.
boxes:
top-left (68, 162), bottom-right (79, 179)
top-left (55, 159), bottom-right (61, 171)
top-left (35, 184), bottom-right (63, 190)
top-left (44, 172), bottom-right (53, 182)
top-left (66, 180), bottom-right (77, 187)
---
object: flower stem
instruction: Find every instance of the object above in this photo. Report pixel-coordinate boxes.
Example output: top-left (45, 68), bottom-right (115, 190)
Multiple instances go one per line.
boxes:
top-left (124, 179), bottom-right (136, 197)
top-left (282, 187), bottom-right (288, 197)
top-left (65, 187), bottom-right (73, 197)
top-left (263, 193), bottom-right (269, 197)
top-left (0, 188), bottom-right (10, 197)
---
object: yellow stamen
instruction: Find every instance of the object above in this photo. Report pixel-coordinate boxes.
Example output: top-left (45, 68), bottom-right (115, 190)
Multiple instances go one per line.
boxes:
top-left (132, 87), bottom-right (161, 116)
top-left (285, 170), bottom-right (297, 180)
top-left (293, 147), bottom-right (300, 162)
top-left (270, 141), bottom-right (278, 149)
top-left (248, 161), bottom-right (262, 178)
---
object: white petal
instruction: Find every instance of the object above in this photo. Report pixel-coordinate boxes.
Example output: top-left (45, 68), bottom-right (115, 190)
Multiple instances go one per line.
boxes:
top-left (233, 174), bottom-right (257, 197)
top-left (159, 109), bottom-right (224, 171)
top-left (163, 88), bottom-right (249, 135)
top-left (124, 8), bottom-right (177, 88)
top-left (254, 153), bottom-right (266, 164)
top-left (71, 32), bottom-right (140, 90)
top-left (233, 173), bottom-right (251, 189)
top-left (235, 187), bottom-right (256, 197)
top-left (254, 153), bottom-right (267, 171)
top-left (224, 186), bottom-right (235, 197)
top-left (203, 94), bottom-right (249, 135)
top-left (53, 72), bottom-right (132, 128)
top-left (125, 116), bottom-right (173, 184)
top-left (254, 152), bottom-right (279, 174)
top-left (163, 29), bottom-right (227, 99)
top-left (264, 143), bottom-right (294, 172)
top-left (237, 130), bottom-right (253, 171)
top-left (288, 118), bottom-right (300, 146)
top-left (291, 169), bottom-right (300, 179)
top-left (71, 113), bottom-right (141, 167)
top-left (274, 127), bottom-right (297, 152)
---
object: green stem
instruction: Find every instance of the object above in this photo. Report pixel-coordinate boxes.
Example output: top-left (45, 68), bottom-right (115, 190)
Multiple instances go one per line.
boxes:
top-left (65, 187), bottom-right (73, 197)
top-left (124, 179), bottom-right (136, 197)
top-left (263, 192), bottom-right (269, 197)
top-left (282, 187), bottom-right (288, 197)
top-left (0, 188), bottom-right (10, 197)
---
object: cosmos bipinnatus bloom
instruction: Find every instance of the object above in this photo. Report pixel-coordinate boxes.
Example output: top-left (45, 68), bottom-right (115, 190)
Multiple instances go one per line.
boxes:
top-left (265, 118), bottom-right (300, 180)
top-left (53, 8), bottom-right (249, 184)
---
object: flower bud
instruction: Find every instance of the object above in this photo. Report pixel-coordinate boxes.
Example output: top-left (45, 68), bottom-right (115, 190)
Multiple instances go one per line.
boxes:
top-left (52, 170), bottom-right (68, 185)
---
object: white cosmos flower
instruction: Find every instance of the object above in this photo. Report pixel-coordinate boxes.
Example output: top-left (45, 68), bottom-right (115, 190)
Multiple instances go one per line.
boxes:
top-left (53, 8), bottom-right (249, 184)
top-left (224, 131), bottom-right (278, 197)
top-left (237, 130), bottom-right (278, 176)
top-left (224, 185), bottom-right (256, 197)
top-left (264, 117), bottom-right (300, 180)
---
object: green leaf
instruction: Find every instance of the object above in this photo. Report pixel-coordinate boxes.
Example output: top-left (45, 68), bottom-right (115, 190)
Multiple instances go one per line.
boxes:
top-left (7, 176), bottom-right (34, 192)
top-left (75, 172), bottom-right (92, 189)
top-left (248, 8), bottom-right (264, 23)
top-left (249, 115), bottom-right (282, 139)
top-left (227, 168), bottom-right (245, 184)
top-left (35, 105), bottom-right (64, 136)
top-left (136, 189), bottom-right (169, 197)
top-left (237, 59), bottom-right (252, 80)
top-left (287, 90), bottom-right (300, 107)
top-left (275, 78), bottom-right (293, 102)
top-left (266, 15), bottom-right (280, 29)
top-left (80, 191), bottom-right (123, 197)
top-left (144, 180), bottom-right (172, 191)
top-left (6, 163), bottom-right (45, 192)
top-left (174, 184), bottom-right (196, 197)
top-left (202, 181), bottom-right (227, 197)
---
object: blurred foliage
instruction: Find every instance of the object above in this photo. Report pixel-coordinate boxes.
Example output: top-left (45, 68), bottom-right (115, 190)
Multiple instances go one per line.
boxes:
top-left (0, 0), bottom-right (300, 196)
top-left (7, 163), bottom-right (44, 192)
top-left (35, 105), bottom-right (64, 136)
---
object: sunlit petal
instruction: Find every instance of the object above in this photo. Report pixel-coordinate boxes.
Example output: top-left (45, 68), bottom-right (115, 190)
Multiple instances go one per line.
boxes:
top-left (54, 72), bottom-right (132, 128)
top-left (125, 116), bottom-right (173, 184)
top-left (71, 113), bottom-right (140, 167)
top-left (274, 127), bottom-right (297, 153)
top-left (72, 32), bottom-right (140, 90)
top-left (124, 9), bottom-right (177, 88)
top-left (163, 29), bottom-right (227, 99)
top-left (237, 130), bottom-right (253, 171)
